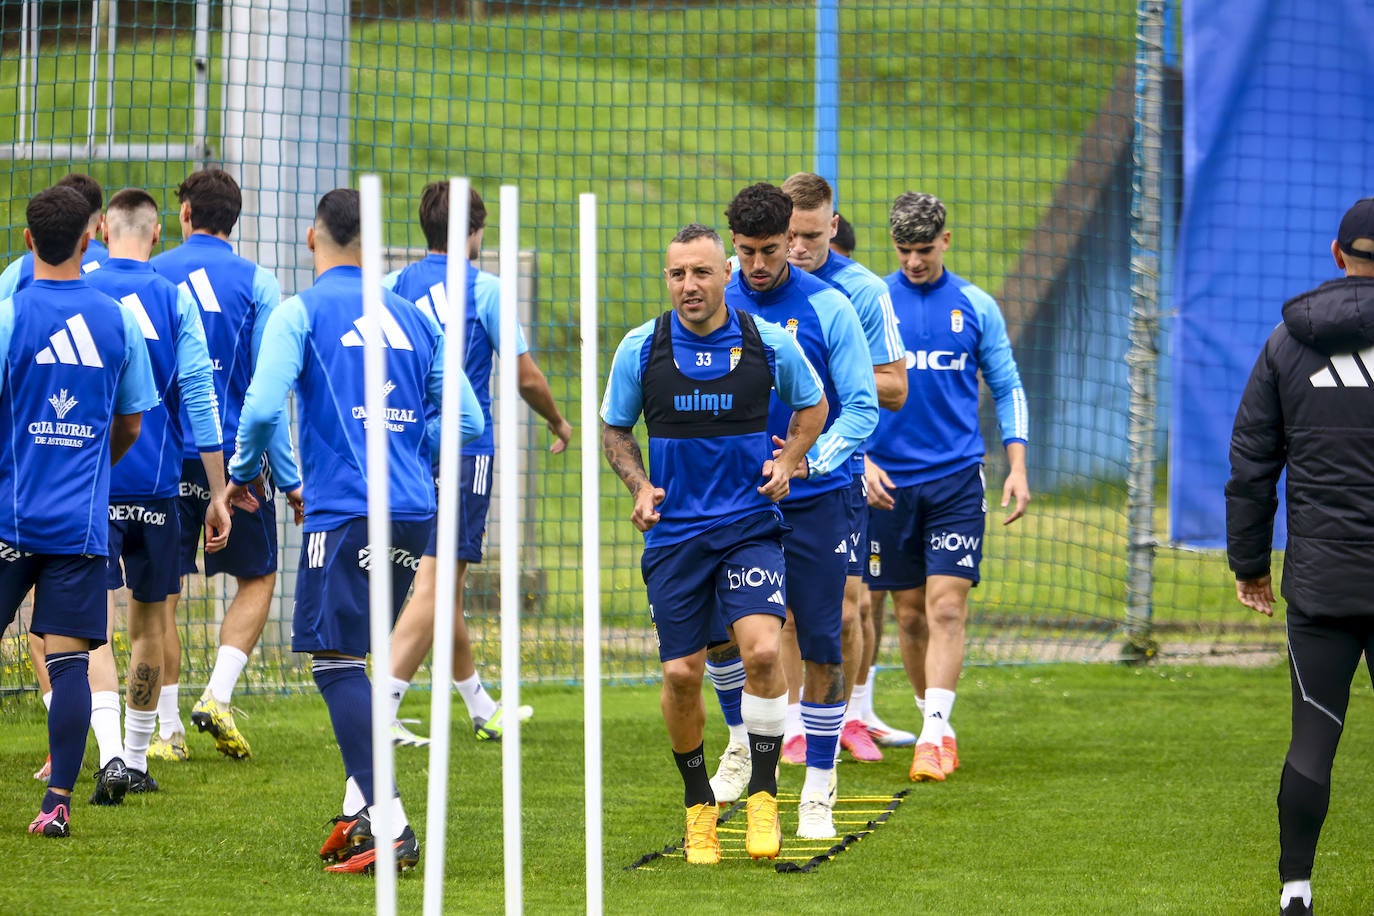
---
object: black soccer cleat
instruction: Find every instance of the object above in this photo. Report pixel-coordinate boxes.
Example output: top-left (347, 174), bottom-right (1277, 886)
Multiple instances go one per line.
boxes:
top-left (90, 757), bottom-right (132, 806)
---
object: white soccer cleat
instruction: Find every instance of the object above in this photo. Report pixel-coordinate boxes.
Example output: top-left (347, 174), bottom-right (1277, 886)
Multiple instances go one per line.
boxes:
top-left (796, 769), bottom-right (838, 840)
top-left (390, 719), bottom-right (431, 747)
top-left (862, 711), bottom-right (917, 747)
top-left (708, 740), bottom-right (751, 804)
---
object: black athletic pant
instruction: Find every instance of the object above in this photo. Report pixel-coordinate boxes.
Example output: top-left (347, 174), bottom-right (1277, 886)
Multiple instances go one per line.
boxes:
top-left (1279, 605), bottom-right (1374, 881)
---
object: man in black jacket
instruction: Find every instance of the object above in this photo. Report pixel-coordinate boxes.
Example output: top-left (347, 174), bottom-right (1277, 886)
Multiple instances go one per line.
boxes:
top-left (1227, 197), bottom-right (1374, 916)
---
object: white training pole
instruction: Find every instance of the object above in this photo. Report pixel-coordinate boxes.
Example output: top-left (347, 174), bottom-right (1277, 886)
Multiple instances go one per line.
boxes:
top-left (86, 0), bottom-right (100, 153)
top-left (498, 184), bottom-right (524, 915)
top-left (105, 0), bottom-right (119, 150)
top-left (360, 174), bottom-right (399, 908)
top-left (423, 176), bottom-right (469, 915)
top-left (579, 192), bottom-right (603, 915)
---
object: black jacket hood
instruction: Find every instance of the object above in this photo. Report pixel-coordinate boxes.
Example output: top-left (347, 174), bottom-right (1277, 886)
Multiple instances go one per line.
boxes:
top-left (1281, 276), bottom-right (1374, 354)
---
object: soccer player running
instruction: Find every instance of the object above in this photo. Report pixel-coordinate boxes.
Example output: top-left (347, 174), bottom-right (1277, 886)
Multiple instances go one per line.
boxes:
top-left (0, 173), bottom-right (109, 300)
top-left (1226, 198), bottom-right (1374, 916)
top-left (780, 171), bottom-right (908, 765)
top-left (0, 185), bottom-right (157, 837)
top-left (81, 188), bottom-right (233, 803)
top-left (222, 188), bottom-right (481, 874)
top-left (601, 223), bottom-right (827, 864)
top-left (864, 192), bottom-right (1030, 783)
top-left (708, 183), bottom-right (878, 841)
top-left (382, 181), bottom-right (572, 746)
top-left (150, 168), bottom-right (302, 762)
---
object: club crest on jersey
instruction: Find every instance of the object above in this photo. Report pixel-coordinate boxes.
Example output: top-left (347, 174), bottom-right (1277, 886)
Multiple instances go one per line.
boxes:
top-left (729, 346), bottom-right (742, 370)
top-left (951, 309), bottom-right (964, 333)
top-left (869, 553), bottom-right (881, 577)
top-left (785, 318), bottom-right (799, 337)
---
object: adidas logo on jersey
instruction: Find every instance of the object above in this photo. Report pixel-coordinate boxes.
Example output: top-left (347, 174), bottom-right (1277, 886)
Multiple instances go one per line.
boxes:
top-left (340, 310), bottom-right (414, 350)
top-left (1310, 346), bottom-right (1374, 387)
top-left (121, 293), bottom-right (160, 340)
top-left (767, 590), bottom-right (785, 605)
top-left (957, 554), bottom-right (975, 568)
top-left (178, 268), bottom-right (221, 313)
top-left (35, 314), bottom-right (103, 367)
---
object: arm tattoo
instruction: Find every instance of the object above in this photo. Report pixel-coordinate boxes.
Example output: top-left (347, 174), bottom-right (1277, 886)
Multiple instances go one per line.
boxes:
top-left (601, 424), bottom-right (650, 496)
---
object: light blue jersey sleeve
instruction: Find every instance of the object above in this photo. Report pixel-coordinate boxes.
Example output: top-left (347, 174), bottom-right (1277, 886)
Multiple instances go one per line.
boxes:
top-left (967, 286), bottom-right (1029, 444)
top-left (173, 286), bottom-right (223, 451)
top-left (599, 320), bottom-right (655, 427)
top-left (475, 272), bottom-right (530, 355)
top-left (421, 309), bottom-right (484, 459)
top-left (844, 268), bottom-right (905, 366)
top-left (0, 297), bottom-right (13, 398)
top-left (116, 307), bottom-right (160, 415)
top-left (809, 292), bottom-right (879, 477)
top-left (245, 266), bottom-right (300, 489)
top-left (381, 268), bottom-right (401, 291)
top-left (756, 319), bottom-right (825, 411)
top-left (0, 258), bottom-right (21, 302)
top-left (231, 296), bottom-right (307, 484)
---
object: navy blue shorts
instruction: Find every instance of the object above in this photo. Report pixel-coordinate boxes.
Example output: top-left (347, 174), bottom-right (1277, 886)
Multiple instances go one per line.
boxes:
top-left (423, 454), bottom-right (493, 563)
top-left (0, 544), bottom-right (108, 647)
top-left (864, 463), bottom-right (987, 591)
top-left (178, 458), bottom-right (278, 579)
top-left (845, 473), bottom-right (867, 578)
top-left (292, 517), bottom-right (433, 658)
top-left (780, 488), bottom-right (850, 665)
top-left (642, 510), bottom-right (788, 663)
top-left (106, 498), bottom-right (182, 602)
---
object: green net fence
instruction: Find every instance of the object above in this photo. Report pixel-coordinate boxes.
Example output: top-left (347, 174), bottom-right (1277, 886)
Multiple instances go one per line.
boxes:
top-left (0, 0), bottom-right (1279, 701)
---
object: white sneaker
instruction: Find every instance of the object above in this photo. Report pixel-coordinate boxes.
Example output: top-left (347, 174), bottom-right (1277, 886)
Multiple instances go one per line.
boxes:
top-left (390, 719), bottom-right (431, 747)
top-left (708, 741), bottom-right (751, 804)
top-left (862, 711), bottom-right (916, 747)
top-left (796, 769), bottom-right (838, 840)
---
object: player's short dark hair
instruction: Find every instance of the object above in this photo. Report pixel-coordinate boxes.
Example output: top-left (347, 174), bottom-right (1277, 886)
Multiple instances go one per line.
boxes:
top-left (418, 181), bottom-right (486, 251)
top-left (889, 192), bottom-right (946, 245)
top-left (671, 223), bottom-right (723, 247)
top-left (315, 188), bottom-right (361, 248)
top-left (781, 172), bottom-right (833, 212)
top-left (106, 187), bottom-right (160, 217)
top-left (177, 168), bottom-right (242, 235)
top-left (724, 183), bottom-right (792, 239)
top-left (27, 186), bottom-right (91, 265)
top-left (56, 173), bottom-right (104, 218)
top-left (833, 212), bottom-right (856, 255)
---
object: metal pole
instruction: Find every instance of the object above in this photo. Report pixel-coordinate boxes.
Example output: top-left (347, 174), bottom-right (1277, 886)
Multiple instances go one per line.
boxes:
top-left (579, 192), bottom-right (602, 916)
top-left (814, 0), bottom-right (840, 196)
top-left (1125, 0), bottom-right (1165, 659)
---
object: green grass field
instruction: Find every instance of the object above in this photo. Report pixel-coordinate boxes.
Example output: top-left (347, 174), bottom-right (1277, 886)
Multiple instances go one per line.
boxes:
top-left (2, 662), bottom-right (1370, 914)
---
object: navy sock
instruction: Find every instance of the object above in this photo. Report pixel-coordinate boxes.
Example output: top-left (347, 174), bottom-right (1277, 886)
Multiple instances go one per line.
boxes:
top-left (673, 743), bottom-right (714, 807)
top-left (312, 659), bottom-right (379, 806)
top-left (46, 651), bottom-right (91, 793)
top-left (41, 788), bottom-right (69, 814)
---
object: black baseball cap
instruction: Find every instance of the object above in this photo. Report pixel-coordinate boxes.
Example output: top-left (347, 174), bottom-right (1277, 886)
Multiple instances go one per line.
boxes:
top-left (1338, 197), bottom-right (1374, 261)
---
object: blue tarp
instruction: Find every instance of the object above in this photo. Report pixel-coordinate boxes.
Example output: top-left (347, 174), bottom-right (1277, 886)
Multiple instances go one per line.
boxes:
top-left (1169, 0), bottom-right (1374, 547)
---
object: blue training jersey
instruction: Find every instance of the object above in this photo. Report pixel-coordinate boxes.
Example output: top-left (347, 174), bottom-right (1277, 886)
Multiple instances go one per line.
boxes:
top-left (151, 234), bottom-right (300, 489)
top-left (0, 278), bottom-right (158, 553)
top-left (726, 265), bottom-right (878, 500)
top-left (230, 265), bottom-right (482, 532)
top-left (600, 308), bottom-right (825, 548)
top-left (0, 240), bottom-right (109, 301)
top-left (384, 253), bottom-right (529, 456)
top-left (868, 267), bottom-right (1028, 487)
top-left (87, 258), bottom-right (222, 501)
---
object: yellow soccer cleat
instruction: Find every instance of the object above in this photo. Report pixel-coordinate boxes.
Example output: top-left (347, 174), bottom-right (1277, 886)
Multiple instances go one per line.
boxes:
top-left (683, 803), bottom-right (721, 865)
top-left (909, 741), bottom-right (945, 782)
top-left (148, 730), bottom-right (190, 763)
top-left (191, 692), bottom-right (252, 759)
top-left (744, 791), bottom-right (782, 860)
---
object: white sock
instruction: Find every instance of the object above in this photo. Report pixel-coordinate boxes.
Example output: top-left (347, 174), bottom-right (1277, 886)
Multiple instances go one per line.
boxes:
top-left (863, 666), bottom-right (878, 718)
top-left (1280, 880), bottom-right (1312, 908)
top-left (90, 690), bottom-right (123, 766)
top-left (917, 687), bottom-right (954, 746)
top-left (847, 682), bottom-right (869, 724)
top-left (342, 776), bottom-right (366, 817)
top-left (740, 691), bottom-right (787, 738)
top-left (208, 645), bottom-right (249, 705)
top-left (727, 723), bottom-right (749, 747)
top-left (367, 794), bottom-right (410, 841)
top-left (453, 673), bottom-right (498, 722)
top-left (123, 707), bottom-right (158, 773)
top-left (385, 676), bottom-right (409, 724)
top-left (803, 764), bottom-right (834, 798)
top-left (783, 701), bottom-right (803, 741)
top-left (41, 690), bottom-right (53, 712)
top-left (915, 695), bottom-right (925, 715)
top-left (158, 683), bottom-right (183, 737)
